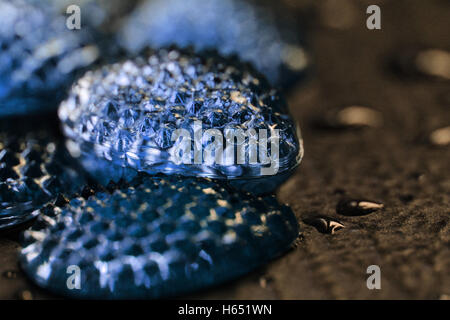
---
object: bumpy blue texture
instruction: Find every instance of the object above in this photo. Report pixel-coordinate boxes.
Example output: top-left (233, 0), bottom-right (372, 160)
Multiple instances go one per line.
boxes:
top-left (0, 0), bottom-right (99, 117)
top-left (0, 122), bottom-right (90, 230)
top-left (118, 0), bottom-right (309, 88)
top-left (59, 48), bottom-right (303, 194)
top-left (20, 174), bottom-right (299, 299)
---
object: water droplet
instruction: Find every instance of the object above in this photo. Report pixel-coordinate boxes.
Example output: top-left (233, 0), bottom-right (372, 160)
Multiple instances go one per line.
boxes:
top-left (314, 106), bottom-right (383, 130)
top-left (336, 199), bottom-right (384, 216)
top-left (391, 47), bottom-right (450, 80)
top-left (430, 126), bottom-right (450, 146)
top-left (336, 106), bottom-right (383, 128)
top-left (304, 215), bottom-right (345, 234)
top-left (415, 49), bottom-right (450, 80)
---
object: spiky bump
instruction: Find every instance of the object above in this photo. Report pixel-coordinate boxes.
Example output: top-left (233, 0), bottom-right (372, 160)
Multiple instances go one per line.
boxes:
top-left (20, 174), bottom-right (299, 299)
top-left (0, 129), bottom-right (90, 230)
top-left (0, 0), bottom-right (99, 117)
top-left (59, 48), bottom-right (303, 194)
top-left (118, 0), bottom-right (309, 89)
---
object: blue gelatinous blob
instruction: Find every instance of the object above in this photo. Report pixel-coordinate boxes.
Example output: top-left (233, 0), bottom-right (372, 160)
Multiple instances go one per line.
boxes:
top-left (58, 49), bottom-right (303, 194)
top-left (0, 0), bottom-right (99, 117)
top-left (0, 121), bottom-right (90, 230)
top-left (118, 0), bottom-right (310, 89)
top-left (20, 174), bottom-right (299, 299)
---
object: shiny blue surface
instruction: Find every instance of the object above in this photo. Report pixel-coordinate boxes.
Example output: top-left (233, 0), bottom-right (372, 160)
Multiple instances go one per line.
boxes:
top-left (59, 49), bottom-right (303, 194)
top-left (0, 128), bottom-right (90, 230)
top-left (20, 174), bottom-right (299, 299)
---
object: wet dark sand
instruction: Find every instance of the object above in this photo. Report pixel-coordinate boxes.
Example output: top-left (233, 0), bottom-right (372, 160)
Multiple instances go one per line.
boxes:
top-left (0, 0), bottom-right (449, 299)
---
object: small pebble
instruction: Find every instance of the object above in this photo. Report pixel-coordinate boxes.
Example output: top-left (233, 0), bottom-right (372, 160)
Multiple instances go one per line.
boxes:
top-left (304, 215), bottom-right (344, 234)
top-left (336, 199), bottom-right (384, 216)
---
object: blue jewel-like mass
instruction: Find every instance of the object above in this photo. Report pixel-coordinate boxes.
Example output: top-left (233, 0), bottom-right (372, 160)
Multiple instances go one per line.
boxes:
top-left (20, 174), bottom-right (299, 299)
top-left (5, 2), bottom-right (306, 299)
top-left (0, 120), bottom-right (90, 230)
top-left (59, 48), bottom-right (303, 194)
